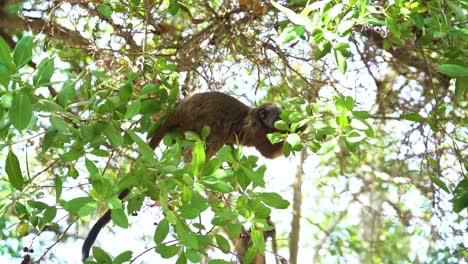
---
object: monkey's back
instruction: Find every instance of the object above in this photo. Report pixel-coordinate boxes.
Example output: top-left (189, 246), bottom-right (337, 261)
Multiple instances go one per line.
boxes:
top-left (172, 92), bottom-right (249, 137)
top-left (149, 92), bottom-right (251, 150)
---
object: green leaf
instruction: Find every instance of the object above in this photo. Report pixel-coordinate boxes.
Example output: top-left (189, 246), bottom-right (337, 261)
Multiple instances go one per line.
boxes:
top-left (240, 166), bottom-right (265, 187)
top-left (453, 190), bottom-right (468, 213)
top-left (289, 112), bottom-right (306, 123)
top-left (0, 63), bottom-right (10, 88)
top-left (176, 225), bottom-right (198, 249)
top-left (154, 218), bottom-right (169, 244)
top-left (14, 201), bottom-right (28, 216)
top-left (337, 20), bottom-right (355, 35)
top-left (336, 113), bottom-right (348, 129)
top-left (93, 247), bottom-right (112, 263)
top-left (385, 17), bottom-right (400, 39)
top-left (55, 177), bottom-right (63, 203)
top-left (280, 25), bottom-right (305, 43)
top-left (217, 146), bottom-right (235, 163)
top-left (141, 83), bottom-right (158, 95)
top-left (447, 0), bottom-right (466, 21)
top-left (274, 120), bottom-right (289, 131)
top-left (85, 158), bottom-right (100, 177)
top-left (215, 234), bottom-right (231, 254)
top-left (78, 202), bottom-right (98, 217)
top-left (431, 177), bottom-right (450, 194)
top-left (401, 113), bottom-right (424, 122)
top-left (410, 13), bottom-right (424, 29)
top-left (455, 77), bottom-right (467, 101)
top-left (334, 95), bottom-right (346, 112)
top-left (352, 111), bottom-right (372, 119)
top-left (33, 57), bottom-right (55, 86)
top-left (226, 223), bottom-right (242, 238)
top-left (182, 186), bottom-right (193, 204)
top-left (168, 0), bottom-right (180, 15)
top-left (125, 99), bottom-right (140, 119)
top-left (202, 179), bottom-right (233, 193)
top-left (5, 150), bottom-right (24, 191)
top-left (57, 81), bottom-right (76, 107)
top-left (12, 36), bottom-right (33, 68)
top-left (127, 130), bottom-right (155, 165)
top-left (197, 233), bottom-right (212, 247)
top-left (0, 36), bottom-right (12, 67)
top-left (113, 251), bottom-right (133, 264)
top-left (61, 149), bottom-right (84, 162)
top-left (286, 133), bottom-right (302, 151)
top-left (343, 136), bottom-right (359, 152)
top-left (201, 125), bottom-right (211, 140)
top-left (346, 130), bottom-right (366, 143)
top-left (344, 96), bottom-right (354, 111)
top-left (62, 197), bottom-right (94, 213)
top-left (27, 200), bottom-right (49, 210)
top-left (36, 99), bottom-right (63, 112)
top-left (333, 48), bottom-right (347, 73)
top-left (49, 116), bottom-right (70, 132)
top-left (98, 4), bottom-right (113, 18)
top-left (315, 40), bottom-right (331, 60)
top-left (351, 118), bottom-right (374, 137)
top-left (119, 82), bottom-right (133, 103)
top-left (325, 3), bottom-right (343, 24)
top-left (176, 253), bottom-right (188, 264)
top-left (267, 132), bottom-right (283, 144)
top-left (203, 157), bottom-right (221, 176)
top-left (271, 1), bottom-right (313, 28)
top-left (436, 64), bottom-right (468, 77)
top-left (107, 198), bottom-right (122, 209)
top-left (43, 206), bottom-right (57, 223)
top-left (180, 206), bottom-right (199, 219)
top-left (90, 149), bottom-right (110, 157)
top-left (244, 246), bottom-right (256, 263)
top-left (208, 260), bottom-right (231, 264)
top-left (251, 227), bottom-right (265, 252)
top-left (190, 192), bottom-right (209, 213)
top-left (111, 208), bottom-right (128, 228)
top-left (259, 192), bottom-right (290, 209)
top-left (155, 244), bottom-right (181, 258)
top-left (104, 124), bottom-right (124, 148)
top-left (192, 141), bottom-right (205, 176)
top-left (216, 213), bottom-right (233, 227)
top-left (10, 92), bottom-right (33, 130)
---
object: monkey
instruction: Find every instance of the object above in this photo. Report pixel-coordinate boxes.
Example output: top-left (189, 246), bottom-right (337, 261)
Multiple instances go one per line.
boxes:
top-left (82, 92), bottom-right (284, 261)
top-left (148, 92), bottom-right (284, 158)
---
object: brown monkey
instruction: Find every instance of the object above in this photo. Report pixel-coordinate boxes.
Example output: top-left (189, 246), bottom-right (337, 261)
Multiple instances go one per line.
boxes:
top-left (82, 92), bottom-right (283, 261)
top-left (148, 92), bottom-right (283, 158)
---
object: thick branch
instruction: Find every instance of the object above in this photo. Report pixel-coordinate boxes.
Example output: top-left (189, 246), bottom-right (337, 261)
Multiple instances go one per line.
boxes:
top-left (289, 148), bottom-right (306, 264)
top-left (0, 14), bottom-right (93, 51)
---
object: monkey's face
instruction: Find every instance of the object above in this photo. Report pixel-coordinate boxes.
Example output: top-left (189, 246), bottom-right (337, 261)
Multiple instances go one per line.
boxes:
top-left (257, 103), bottom-right (282, 130)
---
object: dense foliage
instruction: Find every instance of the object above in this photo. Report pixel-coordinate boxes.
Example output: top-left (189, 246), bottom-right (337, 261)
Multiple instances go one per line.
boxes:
top-left (0, 0), bottom-right (466, 263)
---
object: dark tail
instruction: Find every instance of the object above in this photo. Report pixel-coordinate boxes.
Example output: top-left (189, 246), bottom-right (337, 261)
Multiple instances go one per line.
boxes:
top-left (81, 210), bottom-right (111, 261)
top-left (81, 189), bottom-right (129, 262)
top-left (82, 112), bottom-right (174, 261)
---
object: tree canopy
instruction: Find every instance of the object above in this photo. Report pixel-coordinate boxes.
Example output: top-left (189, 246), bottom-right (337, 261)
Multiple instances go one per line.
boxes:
top-left (0, 0), bottom-right (466, 263)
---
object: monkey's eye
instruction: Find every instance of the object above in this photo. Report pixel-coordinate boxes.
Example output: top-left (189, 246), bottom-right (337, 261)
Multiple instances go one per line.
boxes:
top-left (258, 108), bottom-right (267, 120)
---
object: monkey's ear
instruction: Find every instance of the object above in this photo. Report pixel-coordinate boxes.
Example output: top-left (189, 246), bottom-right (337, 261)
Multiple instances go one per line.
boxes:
top-left (258, 108), bottom-right (267, 121)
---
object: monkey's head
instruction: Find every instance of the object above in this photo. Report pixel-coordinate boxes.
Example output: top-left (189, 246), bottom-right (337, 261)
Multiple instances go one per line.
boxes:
top-left (256, 102), bottom-right (282, 130)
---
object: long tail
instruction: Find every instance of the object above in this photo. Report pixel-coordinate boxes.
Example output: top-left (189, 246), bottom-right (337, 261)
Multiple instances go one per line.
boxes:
top-left (81, 189), bottom-right (129, 261)
top-left (81, 113), bottom-right (174, 261)
top-left (81, 210), bottom-right (111, 261)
